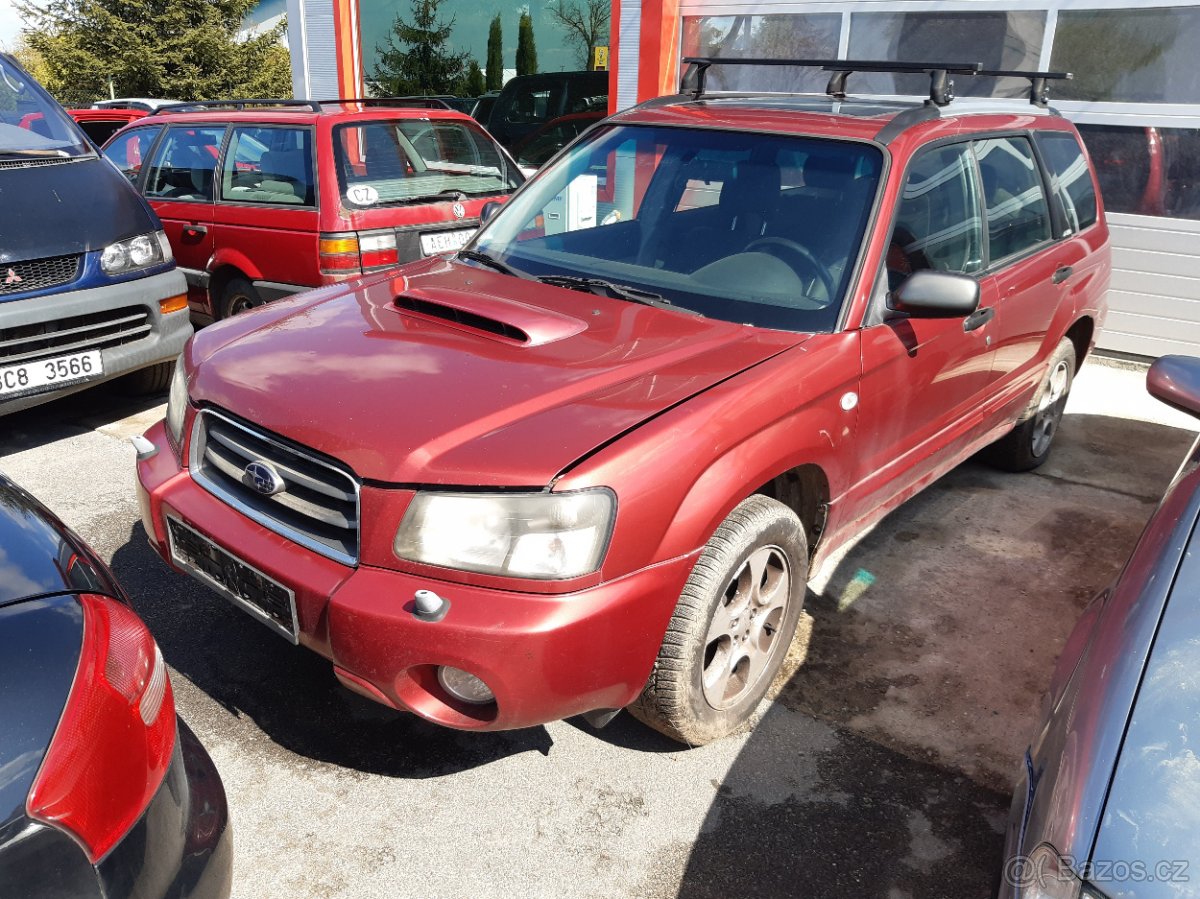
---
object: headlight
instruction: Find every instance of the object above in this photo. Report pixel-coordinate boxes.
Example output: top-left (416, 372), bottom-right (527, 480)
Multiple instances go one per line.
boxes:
top-left (101, 230), bottom-right (169, 275)
top-left (1006, 844), bottom-right (1082, 899)
top-left (165, 355), bottom-right (188, 447)
top-left (394, 489), bottom-right (615, 580)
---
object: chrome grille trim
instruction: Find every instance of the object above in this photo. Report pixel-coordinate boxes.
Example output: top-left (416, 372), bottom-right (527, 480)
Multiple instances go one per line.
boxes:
top-left (191, 409), bottom-right (361, 566)
top-left (0, 306), bottom-right (151, 363)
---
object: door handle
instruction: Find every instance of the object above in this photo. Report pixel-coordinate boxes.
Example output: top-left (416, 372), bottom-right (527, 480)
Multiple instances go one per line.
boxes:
top-left (963, 306), bottom-right (994, 333)
top-left (183, 225), bottom-right (207, 239)
top-left (1052, 265), bottom-right (1073, 284)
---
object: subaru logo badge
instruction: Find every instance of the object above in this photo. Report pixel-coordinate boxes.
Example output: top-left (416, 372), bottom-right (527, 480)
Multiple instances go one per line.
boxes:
top-left (452, 202), bottom-right (466, 219)
top-left (242, 460), bottom-right (286, 496)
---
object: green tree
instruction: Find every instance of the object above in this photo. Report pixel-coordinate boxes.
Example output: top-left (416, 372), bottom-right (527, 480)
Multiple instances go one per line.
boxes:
top-left (485, 14), bottom-right (503, 91)
top-left (465, 59), bottom-right (485, 96)
top-left (16, 0), bottom-right (291, 106)
top-left (547, 0), bottom-right (609, 69)
top-left (374, 0), bottom-right (469, 96)
top-left (516, 11), bottom-right (537, 76)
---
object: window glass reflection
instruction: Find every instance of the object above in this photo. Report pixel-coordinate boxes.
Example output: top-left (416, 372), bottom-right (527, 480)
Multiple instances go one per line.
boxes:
top-left (680, 15), bottom-right (840, 92)
top-left (1077, 124), bottom-right (1200, 220)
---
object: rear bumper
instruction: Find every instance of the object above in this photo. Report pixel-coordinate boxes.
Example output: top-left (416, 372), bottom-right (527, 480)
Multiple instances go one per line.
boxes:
top-left (98, 718), bottom-right (232, 899)
top-left (0, 269), bottom-right (191, 414)
top-left (136, 421), bottom-right (693, 731)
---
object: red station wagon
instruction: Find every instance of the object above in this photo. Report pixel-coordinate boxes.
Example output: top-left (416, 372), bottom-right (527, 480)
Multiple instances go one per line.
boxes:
top-left (134, 60), bottom-right (1109, 745)
top-left (104, 99), bottom-right (523, 320)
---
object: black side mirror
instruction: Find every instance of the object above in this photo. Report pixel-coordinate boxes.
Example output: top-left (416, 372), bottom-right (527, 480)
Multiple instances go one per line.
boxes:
top-left (1148, 355), bottom-right (1200, 419)
top-left (480, 201), bottom-right (502, 224)
top-left (888, 270), bottom-right (980, 318)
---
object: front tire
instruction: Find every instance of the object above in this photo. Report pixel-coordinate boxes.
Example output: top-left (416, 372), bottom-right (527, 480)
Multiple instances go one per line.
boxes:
top-left (631, 495), bottom-right (808, 745)
top-left (117, 360), bottom-right (174, 395)
top-left (985, 337), bottom-right (1076, 472)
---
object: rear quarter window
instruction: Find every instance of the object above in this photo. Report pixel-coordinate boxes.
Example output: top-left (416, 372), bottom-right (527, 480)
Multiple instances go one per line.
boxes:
top-left (1035, 131), bottom-right (1099, 233)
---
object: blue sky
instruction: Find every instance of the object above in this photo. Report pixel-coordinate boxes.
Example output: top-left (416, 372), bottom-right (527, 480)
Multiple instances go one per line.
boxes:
top-left (1, 0), bottom-right (24, 50)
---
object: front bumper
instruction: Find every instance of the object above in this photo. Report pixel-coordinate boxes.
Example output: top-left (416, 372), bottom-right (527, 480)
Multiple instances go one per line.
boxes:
top-left (137, 421), bottom-right (694, 732)
top-left (0, 269), bottom-right (190, 414)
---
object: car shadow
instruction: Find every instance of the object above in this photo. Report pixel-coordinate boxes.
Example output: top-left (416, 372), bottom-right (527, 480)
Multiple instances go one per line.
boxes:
top-left (1, 383), bottom-right (167, 455)
top-left (599, 412), bottom-right (1193, 897)
top-left (109, 522), bottom-right (555, 779)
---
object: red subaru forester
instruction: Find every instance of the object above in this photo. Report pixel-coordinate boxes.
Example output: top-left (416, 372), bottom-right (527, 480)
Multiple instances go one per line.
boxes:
top-left (135, 61), bottom-right (1108, 745)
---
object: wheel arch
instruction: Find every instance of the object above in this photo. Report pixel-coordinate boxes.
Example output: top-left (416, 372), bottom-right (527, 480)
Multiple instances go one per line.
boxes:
top-left (1065, 316), bottom-right (1095, 370)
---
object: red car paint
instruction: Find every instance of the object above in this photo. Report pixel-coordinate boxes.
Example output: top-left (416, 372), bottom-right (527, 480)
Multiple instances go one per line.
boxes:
top-left (104, 103), bottom-right (523, 320)
top-left (136, 95), bottom-right (1109, 732)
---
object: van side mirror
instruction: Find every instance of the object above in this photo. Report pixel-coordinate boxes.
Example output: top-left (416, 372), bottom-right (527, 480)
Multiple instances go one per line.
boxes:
top-left (888, 270), bottom-right (980, 318)
top-left (1148, 355), bottom-right (1200, 420)
top-left (480, 201), bottom-right (502, 224)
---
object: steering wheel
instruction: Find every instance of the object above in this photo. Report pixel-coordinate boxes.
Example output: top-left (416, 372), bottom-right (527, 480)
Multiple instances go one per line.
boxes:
top-left (745, 237), bottom-right (837, 304)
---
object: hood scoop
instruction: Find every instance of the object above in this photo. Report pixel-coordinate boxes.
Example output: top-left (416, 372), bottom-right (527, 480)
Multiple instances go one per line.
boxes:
top-left (393, 286), bottom-right (587, 346)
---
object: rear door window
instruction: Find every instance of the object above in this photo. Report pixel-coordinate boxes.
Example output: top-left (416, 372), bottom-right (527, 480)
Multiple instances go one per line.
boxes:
top-left (103, 126), bottom-right (161, 185)
top-left (1034, 131), bottom-right (1098, 234)
top-left (144, 126), bottom-right (226, 202)
top-left (973, 136), bottom-right (1052, 263)
top-left (220, 126), bottom-right (315, 206)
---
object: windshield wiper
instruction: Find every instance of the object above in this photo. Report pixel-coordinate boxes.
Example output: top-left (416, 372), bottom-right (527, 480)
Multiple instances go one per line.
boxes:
top-left (0, 148), bottom-right (72, 159)
top-left (536, 275), bottom-right (701, 315)
top-left (456, 249), bottom-right (526, 278)
top-left (400, 189), bottom-right (467, 205)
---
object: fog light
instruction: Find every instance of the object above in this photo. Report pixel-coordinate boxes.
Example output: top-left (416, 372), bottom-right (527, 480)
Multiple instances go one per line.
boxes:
top-left (437, 666), bottom-right (494, 705)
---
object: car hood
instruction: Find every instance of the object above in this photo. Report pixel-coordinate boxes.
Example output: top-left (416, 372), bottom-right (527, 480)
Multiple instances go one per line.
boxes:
top-left (1091, 517), bottom-right (1200, 897)
top-left (189, 258), bottom-right (806, 485)
top-left (0, 155), bottom-right (157, 266)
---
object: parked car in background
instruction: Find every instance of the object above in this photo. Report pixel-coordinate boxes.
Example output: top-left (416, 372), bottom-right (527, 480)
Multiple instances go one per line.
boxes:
top-left (67, 105), bottom-right (149, 146)
top-left (103, 97), bottom-right (524, 321)
top-left (1000, 354), bottom-right (1200, 899)
top-left (471, 90), bottom-right (500, 125)
top-left (0, 471), bottom-right (231, 898)
top-left (0, 53), bottom-right (191, 415)
top-left (135, 59), bottom-right (1107, 746)
top-left (511, 109), bottom-right (604, 173)
top-left (484, 70), bottom-right (608, 151)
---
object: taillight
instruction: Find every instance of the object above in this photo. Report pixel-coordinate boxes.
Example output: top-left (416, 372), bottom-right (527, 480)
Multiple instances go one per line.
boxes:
top-left (319, 230), bottom-right (399, 277)
top-left (27, 594), bottom-right (176, 862)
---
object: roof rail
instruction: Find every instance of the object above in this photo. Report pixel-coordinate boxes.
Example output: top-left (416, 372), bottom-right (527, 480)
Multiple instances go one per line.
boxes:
top-left (312, 96), bottom-right (454, 110)
top-left (678, 58), bottom-right (1071, 108)
top-left (151, 98), bottom-right (322, 115)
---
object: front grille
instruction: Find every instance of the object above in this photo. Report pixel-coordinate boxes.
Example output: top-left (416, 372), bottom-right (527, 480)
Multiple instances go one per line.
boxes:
top-left (192, 410), bottom-right (360, 565)
top-left (0, 253), bottom-right (81, 296)
top-left (0, 305), bottom-right (151, 364)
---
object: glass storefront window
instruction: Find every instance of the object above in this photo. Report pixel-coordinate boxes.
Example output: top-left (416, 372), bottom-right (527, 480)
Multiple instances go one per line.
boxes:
top-left (1052, 8), bottom-right (1200, 104)
top-left (1076, 124), bottom-right (1200, 221)
top-left (680, 14), bottom-right (840, 92)
top-left (846, 12), bottom-right (1045, 98)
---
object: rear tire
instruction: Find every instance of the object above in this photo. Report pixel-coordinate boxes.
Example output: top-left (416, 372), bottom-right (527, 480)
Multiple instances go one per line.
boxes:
top-left (984, 337), bottom-right (1076, 472)
top-left (630, 495), bottom-right (808, 746)
top-left (118, 360), bottom-right (173, 396)
top-left (219, 276), bottom-right (263, 318)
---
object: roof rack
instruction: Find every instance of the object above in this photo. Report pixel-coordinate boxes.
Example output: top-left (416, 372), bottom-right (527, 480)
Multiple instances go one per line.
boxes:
top-left (678, 58), bottom-right (1071, 108)
top-left (151, 98), bottom-right (321, 115)
top-left (311, 96), bottom-right (454, 110)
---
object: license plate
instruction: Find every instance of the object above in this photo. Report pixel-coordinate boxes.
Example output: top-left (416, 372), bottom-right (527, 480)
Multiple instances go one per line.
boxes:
top-left (0, 349), bottom-right (103, 398)
top-left (167, 517), bottom-right (299, 644)
top-left (420, 228), bottom-right (474, 256)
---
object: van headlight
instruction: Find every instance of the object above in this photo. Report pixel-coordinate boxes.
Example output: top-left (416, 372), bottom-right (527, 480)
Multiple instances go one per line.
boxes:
top-left (165, 355), bottom-right (188, 447)
top-left (101, 230), bottom-right (172, 275)
top-left (394, 489), bottom-right (615, 580)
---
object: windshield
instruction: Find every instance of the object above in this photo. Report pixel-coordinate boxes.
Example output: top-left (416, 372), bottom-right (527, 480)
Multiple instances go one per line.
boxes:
top-left (0, 57), bottom-right (90, 157)
top-left (472, 124), bottom-right (883, 332)
top-left (333, 118), bottom-right (521, 208)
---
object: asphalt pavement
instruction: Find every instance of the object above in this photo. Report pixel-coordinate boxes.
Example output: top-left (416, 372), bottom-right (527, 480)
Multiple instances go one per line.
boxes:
top-left (1, 354), bottom-right (1194, 899)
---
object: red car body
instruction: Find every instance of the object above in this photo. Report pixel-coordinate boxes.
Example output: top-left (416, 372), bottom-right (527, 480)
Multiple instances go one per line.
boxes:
top-left (104, 102), bottom-right (523, 321)
top-left (135, 91), bottom-right (1109, 734)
